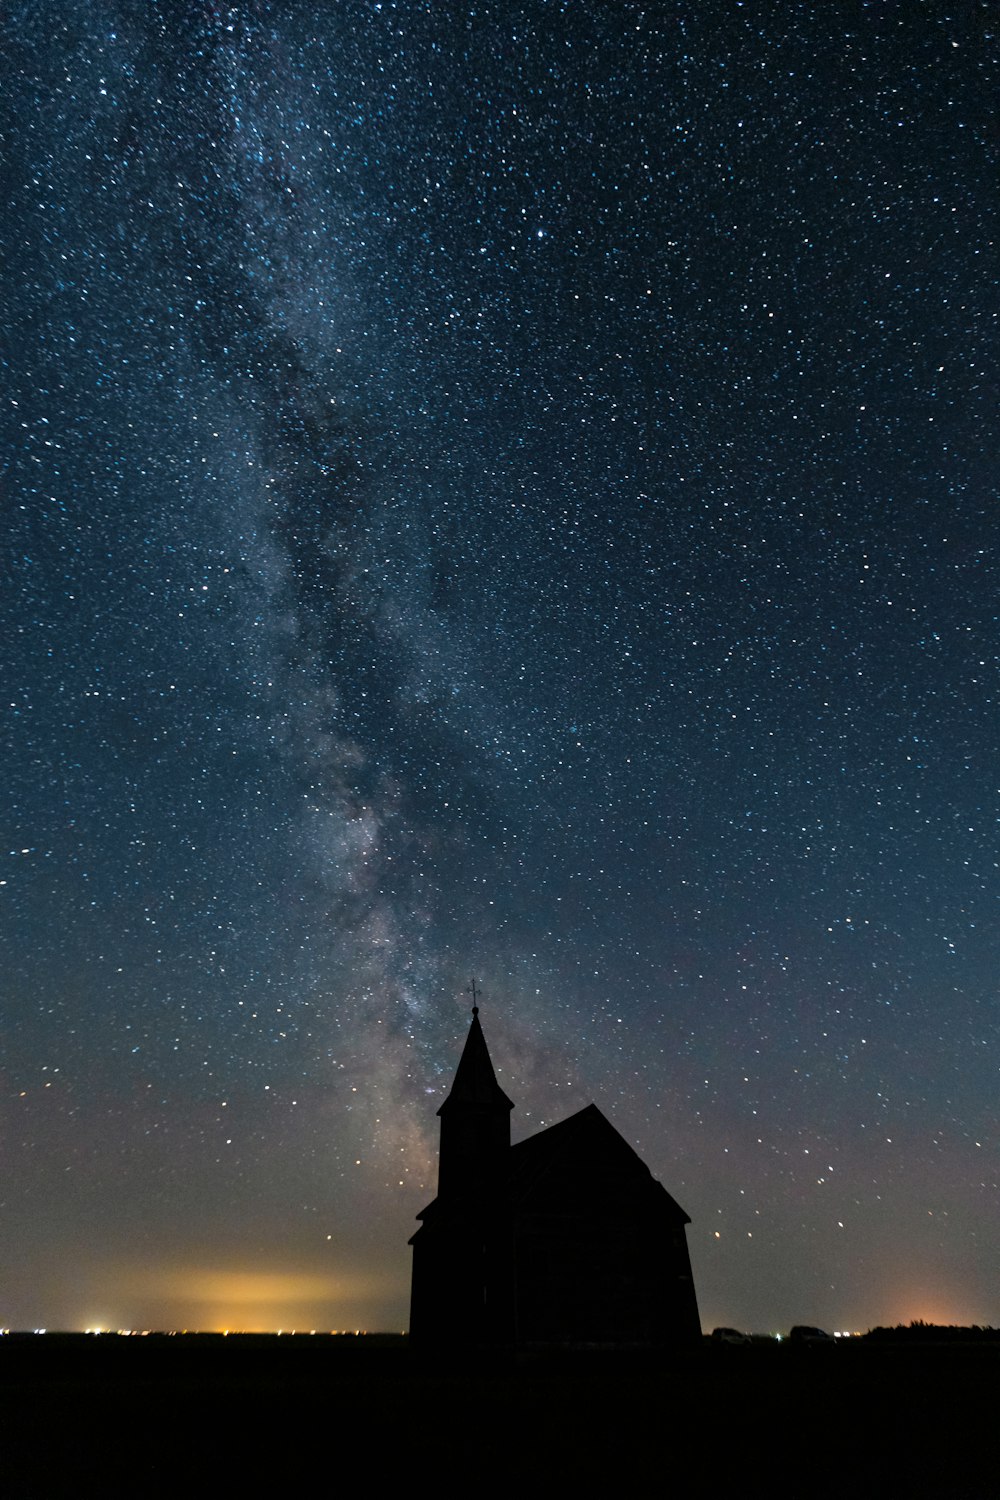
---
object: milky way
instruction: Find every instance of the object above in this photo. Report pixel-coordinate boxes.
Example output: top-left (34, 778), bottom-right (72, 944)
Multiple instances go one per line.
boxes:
top-left (3, 1), bottom-right (996, 1333)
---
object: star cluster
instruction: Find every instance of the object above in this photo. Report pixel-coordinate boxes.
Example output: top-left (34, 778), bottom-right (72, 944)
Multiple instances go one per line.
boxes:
top-left (3, 0), bottom-right (996, 1333)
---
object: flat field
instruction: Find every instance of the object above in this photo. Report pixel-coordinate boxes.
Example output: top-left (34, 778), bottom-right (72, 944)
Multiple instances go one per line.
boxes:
top-left (2, 1334), bottom-right (995, 1497)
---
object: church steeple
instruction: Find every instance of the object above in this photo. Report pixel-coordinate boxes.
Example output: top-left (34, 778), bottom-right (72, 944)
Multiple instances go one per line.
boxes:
top-left (439, 1006), bottom-right (514, 1114)
top-left (436, 1001), bottom-right (513, 1199)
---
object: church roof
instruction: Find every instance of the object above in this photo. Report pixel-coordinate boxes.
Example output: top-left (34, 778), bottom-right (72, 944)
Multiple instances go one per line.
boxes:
top-left (437, 1009), bottom-right (514, 1117)
top-left (509, 1102), bottom-right (691, 1223)
top-left (414, 1101), bottom-right (690, 1239)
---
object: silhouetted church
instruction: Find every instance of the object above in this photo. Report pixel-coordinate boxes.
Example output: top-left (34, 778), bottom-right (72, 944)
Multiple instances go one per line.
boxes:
top-left (409, 1007), bottom-right (701, 1347)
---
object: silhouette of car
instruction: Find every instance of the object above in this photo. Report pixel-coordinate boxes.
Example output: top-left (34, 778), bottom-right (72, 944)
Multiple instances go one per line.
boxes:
top-left (711, 1327), bottom-right (751, 1344)
top-left (788, 1325), bottom-right (835, 1344)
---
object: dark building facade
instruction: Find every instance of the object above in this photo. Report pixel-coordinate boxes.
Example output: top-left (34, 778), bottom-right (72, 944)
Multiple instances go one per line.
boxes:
top-left (409, 1008), bottom-right (701, 1347)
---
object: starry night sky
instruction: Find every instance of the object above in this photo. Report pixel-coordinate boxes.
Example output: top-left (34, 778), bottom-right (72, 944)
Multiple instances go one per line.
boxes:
top-left (4, 0), bottom-right (996, 1334)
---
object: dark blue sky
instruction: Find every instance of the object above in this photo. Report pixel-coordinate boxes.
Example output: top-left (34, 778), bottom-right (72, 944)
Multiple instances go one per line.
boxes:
top-left (3, 0), bottom-right (996, 1333)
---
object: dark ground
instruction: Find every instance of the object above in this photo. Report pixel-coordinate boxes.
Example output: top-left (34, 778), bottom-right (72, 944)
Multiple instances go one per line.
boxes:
top-left (2, 1334), bottom-right (995, 1498)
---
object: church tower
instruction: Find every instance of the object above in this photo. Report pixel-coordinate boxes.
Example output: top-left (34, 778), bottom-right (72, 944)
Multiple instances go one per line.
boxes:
top-left (436, 1004), bottom-right (514, 1200)
top-left (409, 1004), bottom-right (515, 1346)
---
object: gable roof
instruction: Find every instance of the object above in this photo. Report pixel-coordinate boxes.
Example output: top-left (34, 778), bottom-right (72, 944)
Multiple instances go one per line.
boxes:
top-left (413, 1101), bottom-right (691, 1239)
top-left (509, 1103), bottom-right (691, 1223)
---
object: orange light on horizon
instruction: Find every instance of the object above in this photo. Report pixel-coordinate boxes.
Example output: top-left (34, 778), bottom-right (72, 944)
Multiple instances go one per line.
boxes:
top-left (882, 1279), bottom-right (986, 1330)
top-left (78, 1263), bottom-right (398, 1335)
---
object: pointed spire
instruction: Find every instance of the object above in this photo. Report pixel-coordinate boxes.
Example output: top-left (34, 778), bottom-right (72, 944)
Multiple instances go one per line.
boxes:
top-left (439, 1005), bottom-right (514, 1116)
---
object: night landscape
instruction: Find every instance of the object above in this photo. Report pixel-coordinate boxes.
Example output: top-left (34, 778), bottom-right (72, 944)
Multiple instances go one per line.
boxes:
top-left (3, 0), bottom-right (996, 1492)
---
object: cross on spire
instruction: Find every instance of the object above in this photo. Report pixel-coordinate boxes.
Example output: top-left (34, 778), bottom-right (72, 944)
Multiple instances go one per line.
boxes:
top-left (467, 977), bottom-right (480, 1015)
